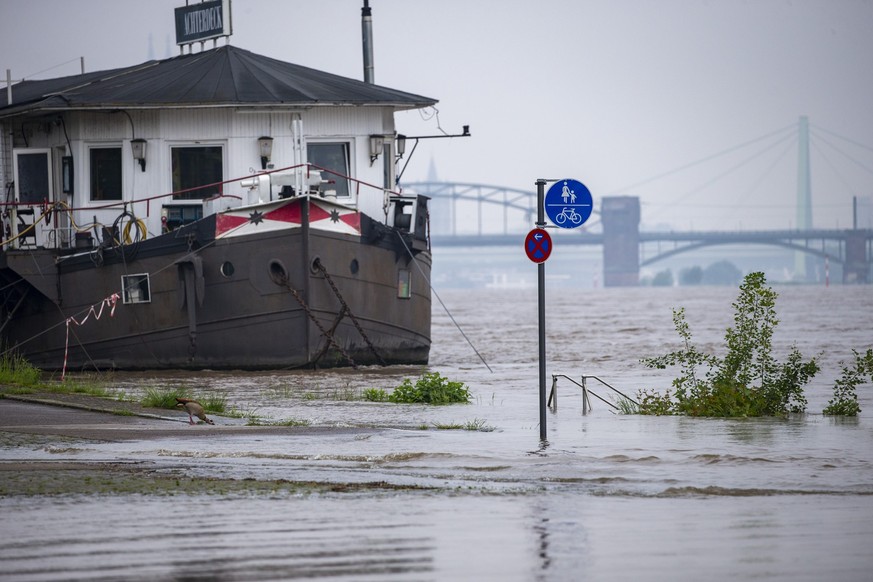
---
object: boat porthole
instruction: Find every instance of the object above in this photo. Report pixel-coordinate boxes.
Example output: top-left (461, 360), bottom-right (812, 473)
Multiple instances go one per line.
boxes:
top-left (268, 259), bottom-right (288, 285)
top-left (220, 261), bottom-right (235, 278)
top-left (309, 256), bottom-right (322, 274)
top-left (350, 259), bottom-right (359, 275)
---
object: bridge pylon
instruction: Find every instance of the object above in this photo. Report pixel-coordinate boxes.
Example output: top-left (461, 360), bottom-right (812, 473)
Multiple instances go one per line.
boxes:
top-left (795, 115), bottom-right (814, 280)
top-left (844, 232), bottom-right (870, 283)
top-left (601, 196), bottom-right (641, 287)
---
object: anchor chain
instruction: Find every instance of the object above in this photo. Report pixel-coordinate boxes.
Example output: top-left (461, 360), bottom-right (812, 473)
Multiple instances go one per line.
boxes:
top-left (282, 281), bottom-right (358, 369)
top-left (313, 258), bottom-right (387, 366)
top-left (188, 331), bottom-right (197, 359)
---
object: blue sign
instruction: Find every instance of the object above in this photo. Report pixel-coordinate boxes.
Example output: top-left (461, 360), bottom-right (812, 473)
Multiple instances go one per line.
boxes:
top-left (544, 179), bottom-right (593, 229)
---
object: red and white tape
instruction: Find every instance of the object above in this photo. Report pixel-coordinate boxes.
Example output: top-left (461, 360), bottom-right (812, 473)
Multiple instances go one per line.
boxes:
top-left (61, 293), bottom-right (120, 381)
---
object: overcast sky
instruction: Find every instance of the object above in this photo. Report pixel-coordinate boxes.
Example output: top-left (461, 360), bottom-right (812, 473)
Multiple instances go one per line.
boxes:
top-left (2, 0), bottom-right (871, 231)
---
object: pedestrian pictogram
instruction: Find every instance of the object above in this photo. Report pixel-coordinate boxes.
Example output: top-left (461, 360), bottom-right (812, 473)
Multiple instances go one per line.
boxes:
top-left (524, 228), bottom-right (552, 263)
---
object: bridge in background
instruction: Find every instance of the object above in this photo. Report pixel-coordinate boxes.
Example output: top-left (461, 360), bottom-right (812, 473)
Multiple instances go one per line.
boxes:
top-left (402, 117), bottom-right (873, 286)
top-left (406, 182), bottom-right (872, 286)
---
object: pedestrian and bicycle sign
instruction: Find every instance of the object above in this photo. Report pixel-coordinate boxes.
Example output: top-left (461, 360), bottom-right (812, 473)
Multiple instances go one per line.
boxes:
top-left (524, 228), bottom-right (552, 263)
top-left (529, 177), bottom-right (593, 443)
top-left (544, 179), bottom-right (592, 228)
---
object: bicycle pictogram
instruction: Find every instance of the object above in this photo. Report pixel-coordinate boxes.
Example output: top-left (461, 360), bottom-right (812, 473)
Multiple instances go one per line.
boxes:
top-left (554, 207), bottom-right (583, 225)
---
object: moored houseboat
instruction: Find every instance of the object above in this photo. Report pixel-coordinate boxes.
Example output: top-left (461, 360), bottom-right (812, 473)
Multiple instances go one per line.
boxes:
top-left (0, 2), bottom-right (440, 372)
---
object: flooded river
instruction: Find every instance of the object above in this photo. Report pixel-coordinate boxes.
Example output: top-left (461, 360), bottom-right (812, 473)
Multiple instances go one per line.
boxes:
top-left (2, 284), bottom-right (873, 580)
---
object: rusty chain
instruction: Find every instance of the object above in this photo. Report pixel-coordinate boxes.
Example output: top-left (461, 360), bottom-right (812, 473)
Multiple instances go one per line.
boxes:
top-left (312, 258), bottom-right (387, 366)
top-left (282, 281), bottom-right (358, 369)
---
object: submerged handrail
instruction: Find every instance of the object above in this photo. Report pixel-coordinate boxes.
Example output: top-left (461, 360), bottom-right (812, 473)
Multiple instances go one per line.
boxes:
top-left (582, 375), bottom-right (640, 406)
top-left (549, 373), bottom-right (640, 414)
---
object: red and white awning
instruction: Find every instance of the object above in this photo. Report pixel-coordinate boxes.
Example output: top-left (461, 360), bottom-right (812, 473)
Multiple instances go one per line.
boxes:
top-left (215, 197), bottom-right (361, 239)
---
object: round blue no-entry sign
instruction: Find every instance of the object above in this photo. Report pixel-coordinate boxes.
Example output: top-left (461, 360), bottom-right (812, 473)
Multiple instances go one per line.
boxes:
top-left (544, 179), bottom-right (593, 228)
top-left (524, 228), bottom-right (552, 263)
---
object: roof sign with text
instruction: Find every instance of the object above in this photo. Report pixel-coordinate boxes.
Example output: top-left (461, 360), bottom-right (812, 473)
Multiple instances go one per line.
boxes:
top-left (175, 0), bottom-right (232, 46)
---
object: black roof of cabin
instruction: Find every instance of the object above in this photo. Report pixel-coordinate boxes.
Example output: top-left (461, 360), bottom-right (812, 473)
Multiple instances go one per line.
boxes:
top-left (0, 45), bottom-right (436, 117)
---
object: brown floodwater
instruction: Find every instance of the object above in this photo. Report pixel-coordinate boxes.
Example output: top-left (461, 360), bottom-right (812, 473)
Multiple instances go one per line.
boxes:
top-left (1, 285), bottom-right (872, 580)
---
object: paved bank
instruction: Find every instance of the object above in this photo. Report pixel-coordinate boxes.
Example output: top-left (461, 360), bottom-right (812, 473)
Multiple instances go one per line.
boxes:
top-left (0, 395), bottom-right (375, 441)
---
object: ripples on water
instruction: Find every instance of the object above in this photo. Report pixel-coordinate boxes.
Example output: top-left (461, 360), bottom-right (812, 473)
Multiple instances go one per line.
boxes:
top-left (2, 286), bottom-right (872, 580)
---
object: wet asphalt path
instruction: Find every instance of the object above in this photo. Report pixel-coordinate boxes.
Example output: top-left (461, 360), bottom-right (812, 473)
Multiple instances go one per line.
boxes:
top-left (0, 398), bottom-right (372, 441)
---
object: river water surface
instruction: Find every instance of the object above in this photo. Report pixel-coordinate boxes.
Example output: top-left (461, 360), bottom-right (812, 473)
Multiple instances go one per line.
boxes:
top-left (2, 284), bottom-right (872, 581)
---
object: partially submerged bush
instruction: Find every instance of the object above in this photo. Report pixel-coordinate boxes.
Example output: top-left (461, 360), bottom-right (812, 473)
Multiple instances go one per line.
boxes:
top-left (200, 393), bottom-right (227, 413)
top-left (639, 272), bottom-right (821, 417)
top-left (824, 349), bottom-right (873, 416)
top-left (142, 387), bottom-right (227, 412)
top-left (362, 388), bottom-right (389, 402)
top-left (387, 372), bottom-right (471, 405)
top-left (141, 387), bottom-right (190, 409)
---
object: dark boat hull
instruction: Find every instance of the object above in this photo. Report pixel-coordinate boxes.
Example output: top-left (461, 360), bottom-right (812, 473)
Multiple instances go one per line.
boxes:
top-left (1, 199), bottom-right (431, 371)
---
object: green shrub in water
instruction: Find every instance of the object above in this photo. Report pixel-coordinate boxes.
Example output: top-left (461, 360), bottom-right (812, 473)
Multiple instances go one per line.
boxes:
top-left (640, 272), bottom-right (820, 417)
top-left (636, 389), bottom-right (674, 416)
top-left (201, 393), bottom-right (227, 413)
top-left (362, 388), bottom-right (389, 402)
top-left (388, 372), bottom-right (471, 405)
top-left (141, 387), bottom-right (191, 409)
top-left (824, 348), bottom-right (873, 417)
top-left (142, 388), bottom-right (226, 413)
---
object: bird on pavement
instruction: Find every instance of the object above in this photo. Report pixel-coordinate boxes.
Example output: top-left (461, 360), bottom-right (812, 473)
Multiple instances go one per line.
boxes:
top-left (175, 398), bottom-right (215, 425)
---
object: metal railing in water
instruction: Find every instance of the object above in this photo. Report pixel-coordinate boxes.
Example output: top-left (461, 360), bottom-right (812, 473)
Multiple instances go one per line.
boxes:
top-left (548, 374), bottom-right (640, 415)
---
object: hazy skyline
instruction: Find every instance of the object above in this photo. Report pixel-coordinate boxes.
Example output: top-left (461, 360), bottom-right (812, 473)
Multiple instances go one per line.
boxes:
top-left (2, 0), bottom-right (871, 231)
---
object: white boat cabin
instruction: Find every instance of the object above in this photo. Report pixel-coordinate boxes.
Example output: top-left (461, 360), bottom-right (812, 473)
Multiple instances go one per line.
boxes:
top-left (0, 45), bottom-right (436, 250)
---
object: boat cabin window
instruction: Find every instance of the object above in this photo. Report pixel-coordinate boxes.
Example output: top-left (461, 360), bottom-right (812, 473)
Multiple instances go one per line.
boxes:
top-left (121, 273), bottom-right (151, 304)
top-left (12, 149), bottom-right (53, 204)
top-left (89, 146), bottom-right (122, 201)
top-left (307, 143), bottom-right (350, 197)
top-left (172, 145), bottom-right (223, 200)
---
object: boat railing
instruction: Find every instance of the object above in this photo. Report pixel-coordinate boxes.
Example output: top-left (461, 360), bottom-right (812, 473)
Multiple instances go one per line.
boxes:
top-left (549, 374), bottom-right (640, 415)
top-left (1, 163), bottom-right (416, 251)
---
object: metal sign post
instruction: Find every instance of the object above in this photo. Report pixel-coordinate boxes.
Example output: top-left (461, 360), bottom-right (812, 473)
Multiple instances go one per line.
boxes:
top-left (535, 178), bottom-right (548, 442)
top-left (528, 177), bottom-right (593, 443)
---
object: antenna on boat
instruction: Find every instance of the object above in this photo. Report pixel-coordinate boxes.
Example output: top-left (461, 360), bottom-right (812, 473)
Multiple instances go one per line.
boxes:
top-left (362, 0), bottom-right (375, 84)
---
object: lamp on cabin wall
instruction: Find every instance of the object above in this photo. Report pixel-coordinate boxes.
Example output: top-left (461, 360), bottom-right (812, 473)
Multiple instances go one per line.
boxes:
top-left (130, 138), bottom-right (147, 172)
top-left (258, 136), bottom-right (273, 170)
top-left (395, 134), bottom-right (406, 160)
top-left (369, 134), bottom-right (385, 166)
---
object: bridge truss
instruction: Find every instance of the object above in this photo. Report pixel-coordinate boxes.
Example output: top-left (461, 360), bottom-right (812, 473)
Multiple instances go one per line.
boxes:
top-left (407, 181), bottom-right (871, 283)
top-left (405, 181), bottom-right (602, 237)
top-left (639, 229), bottom-right (873, 267)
